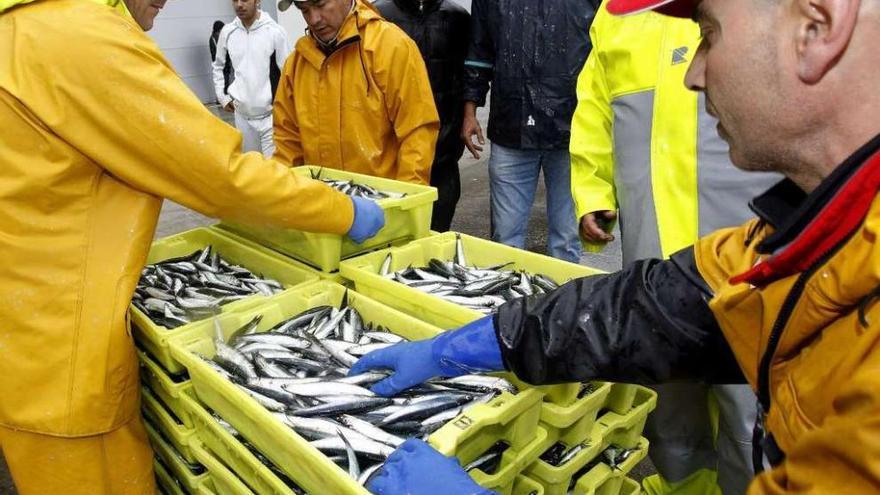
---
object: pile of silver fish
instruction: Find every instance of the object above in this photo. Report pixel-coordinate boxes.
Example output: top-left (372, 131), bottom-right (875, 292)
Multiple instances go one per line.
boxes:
top-left (380, 235), bottom-right (560, 314)
top-left (310, 168), bottom-right (406, 201)
top-left (200, 295), bottom-right (517, 487)
top-left (133, 246), bottom-right (284, 329)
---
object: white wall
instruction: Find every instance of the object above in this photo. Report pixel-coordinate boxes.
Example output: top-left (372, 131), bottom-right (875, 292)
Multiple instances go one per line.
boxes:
top-left (148, 0), bottom-right (236, 103)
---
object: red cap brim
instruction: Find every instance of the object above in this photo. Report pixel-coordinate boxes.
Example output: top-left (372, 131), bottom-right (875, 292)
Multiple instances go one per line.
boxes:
top-left (606, 0), bottom-right (696, 18)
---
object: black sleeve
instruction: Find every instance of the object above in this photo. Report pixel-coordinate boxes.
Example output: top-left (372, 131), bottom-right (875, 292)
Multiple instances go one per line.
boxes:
top-left (494, 248), bottom-right (745, 386)
top-left (270, 51), bottom-right (281, 102)
top-left (462, 0), bottom-right (493, 106)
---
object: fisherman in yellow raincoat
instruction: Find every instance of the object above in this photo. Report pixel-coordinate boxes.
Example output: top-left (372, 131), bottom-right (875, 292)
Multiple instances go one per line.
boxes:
top-left (0, 0), bottom-right (384, 493)
top-left (273, 0), bottom-right (440, 185)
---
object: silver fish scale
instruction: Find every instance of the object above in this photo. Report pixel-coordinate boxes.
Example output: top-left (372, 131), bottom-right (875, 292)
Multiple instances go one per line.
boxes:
top-left (381, 235), bottom-right (561, 315)
top-left (132, 245), bottom-right (284, 329)
top-left (202, 300), bottom-right (518, 487)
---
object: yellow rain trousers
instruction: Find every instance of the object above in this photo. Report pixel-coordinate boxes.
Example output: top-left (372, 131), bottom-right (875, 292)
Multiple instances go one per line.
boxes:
top-left (0, 0), bottom-right (355, 492)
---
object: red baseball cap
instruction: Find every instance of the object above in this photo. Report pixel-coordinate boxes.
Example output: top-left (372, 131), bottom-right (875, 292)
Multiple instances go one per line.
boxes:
top-left (606, 0), bottom-right (697, 17)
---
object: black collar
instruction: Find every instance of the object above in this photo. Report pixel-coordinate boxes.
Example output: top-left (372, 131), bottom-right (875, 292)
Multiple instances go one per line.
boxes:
top-left (750, 133), bottom-right (880, 254)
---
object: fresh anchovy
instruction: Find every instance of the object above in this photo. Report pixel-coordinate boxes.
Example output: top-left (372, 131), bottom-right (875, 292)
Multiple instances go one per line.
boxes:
top-left (382, 239), bottom-right (562, 315)
top-left (309, 168), bottom-right (406, 201)
top-left (337, 428), bottom-right (361, 480)
top-left (201, 302), bottom-right (518, 487)
top-left (134, 246), bottom-right (284, 329)
top-left (557, 443), bottom-right (589, 466)
top-left (464, 441), bottom-right (508, 474)
top-left (309, 435), bottom-right (395, 460)
top-left (339, 415), bottom-right (405, 448)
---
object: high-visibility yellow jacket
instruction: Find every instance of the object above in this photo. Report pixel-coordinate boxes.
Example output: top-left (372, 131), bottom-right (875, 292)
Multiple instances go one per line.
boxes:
top-left (0, 0), bottom-right (354, 437)
top-left (570, 6), bottom-right (776, 265)
top-left (273, 0), bottom-right (439, 185)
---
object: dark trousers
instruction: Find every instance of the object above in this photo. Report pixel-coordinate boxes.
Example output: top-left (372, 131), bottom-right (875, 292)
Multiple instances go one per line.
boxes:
top-left (430, 158), bottom-right (461, 232)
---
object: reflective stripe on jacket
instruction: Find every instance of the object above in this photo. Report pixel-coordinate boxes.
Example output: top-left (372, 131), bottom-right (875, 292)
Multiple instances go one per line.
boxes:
top-left (570, 7), bottom-right (777, 264)
top-left (273, 0), bottom-right (439, 185)
top-left (0, 0), bottom-right (353, 436)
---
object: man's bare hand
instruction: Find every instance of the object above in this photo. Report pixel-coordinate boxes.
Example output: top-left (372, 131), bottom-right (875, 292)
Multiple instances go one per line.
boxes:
top-left (461, 102), bottom-right (485, 159)
top-left (223, 101), bottom-right (235, 113)
top-left (580, 210), bottom-right (617, 243)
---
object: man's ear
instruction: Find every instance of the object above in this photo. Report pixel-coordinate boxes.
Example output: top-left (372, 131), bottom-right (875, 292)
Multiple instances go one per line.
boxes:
top-left (794, 0), bottom-right (861, 83)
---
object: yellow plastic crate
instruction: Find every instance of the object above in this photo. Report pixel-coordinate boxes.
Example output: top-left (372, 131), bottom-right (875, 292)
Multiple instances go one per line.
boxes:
top-left (525, 427), bottom-right (605, 495)
top-left (181, 393), bottom-right (304, 495)
top-left (339, 231), bottom-right (603, 329)
top-left (142, 387), bottom-right (199, 465)
top-left (540, 382), bottom-right (612, 447)
top-left (219, 166), bottom-right (438, 272)
top-left (169, 281), bottom-right (544, 495)
top-left (339, 231), bottom-right (604, 406)
top-left (620, 477), bottom-right (642, 495)
top-left (155, 458), bottom-right (187, 495)
top-left (139, 349), bottom-right (194, 427)
top-left (513, 474), bottom-right (545, 495)
top-left (431, 393), bottom-right (546, 495)
top-left (131, 227), bottom-right (318, 374)
top-left (597, 387), bottom-right (657, 449)
top-left (526, 386), bottom-right (656, 495)
top-left (146, 421), bottom-right (208, 494)
top-left (570, 438), bottom-right (650, 495)
top-left (211, 227), bottom-right (351, 286)
top-left (190, 442), bottom-right (256, 495)
top-left (604, 384), bottom-right (641, 415)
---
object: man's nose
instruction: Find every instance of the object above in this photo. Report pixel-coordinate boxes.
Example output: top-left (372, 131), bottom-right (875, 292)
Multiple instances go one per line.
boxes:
top-left (685, 45), bottom-right (707, 92)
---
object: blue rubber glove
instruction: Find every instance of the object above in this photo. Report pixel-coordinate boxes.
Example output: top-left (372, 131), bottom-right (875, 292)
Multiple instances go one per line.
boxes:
top-left (349, 316), bottom-right (505, 396)
top-left (367, 439), bottom-right (497, 495)
top-left (347, 196), bottom-right (385, 244)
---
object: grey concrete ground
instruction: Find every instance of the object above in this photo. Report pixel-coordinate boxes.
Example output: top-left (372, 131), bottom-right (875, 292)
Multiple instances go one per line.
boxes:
top-left (0, 105), bottom-right (646, 494)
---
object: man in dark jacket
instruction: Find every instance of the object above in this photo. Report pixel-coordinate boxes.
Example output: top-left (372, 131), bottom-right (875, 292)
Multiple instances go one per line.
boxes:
top-left (209, 20), bottom-right (233, 95)
top-left (374, 0), bottom-right (469, 232)
top-left (461, 0), bottom-right (599, 262)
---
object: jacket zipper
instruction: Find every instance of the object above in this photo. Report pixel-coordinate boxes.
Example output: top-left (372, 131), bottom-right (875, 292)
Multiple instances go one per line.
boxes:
top-left (758, 229), bottom-right (857, 413)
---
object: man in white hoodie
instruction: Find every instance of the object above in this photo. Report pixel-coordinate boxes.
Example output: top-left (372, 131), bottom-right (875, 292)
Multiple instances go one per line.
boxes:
top-left (213, 0), bottom-right (290, 156)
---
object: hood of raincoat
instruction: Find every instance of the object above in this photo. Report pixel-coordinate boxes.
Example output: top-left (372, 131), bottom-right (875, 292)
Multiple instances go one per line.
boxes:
top-left (0, 0), bottom-right (129, 15)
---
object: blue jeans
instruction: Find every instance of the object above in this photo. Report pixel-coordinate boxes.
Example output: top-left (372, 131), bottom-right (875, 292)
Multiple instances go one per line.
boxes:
top-left (488, 143), bottom-right (581, 263)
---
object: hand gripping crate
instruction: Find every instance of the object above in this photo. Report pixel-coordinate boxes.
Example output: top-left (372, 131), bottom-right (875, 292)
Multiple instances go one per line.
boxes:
top-left (182, 393), bottom-right (306, 495)
top-left (131, 227), bottom-right (318, 374)
top-left (170, 281), bottom-right (543, 495)
top-left (139, 349), bottom-right (195, 427)
top-left (219, 165), bottom-right (438, 272)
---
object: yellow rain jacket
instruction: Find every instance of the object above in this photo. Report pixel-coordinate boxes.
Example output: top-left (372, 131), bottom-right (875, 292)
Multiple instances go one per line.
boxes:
top-left (0, 0), bottom-right (354, 437)
top-left (694, 137), bottom-right (880, 493)
top-left (273, 0), bottom-right (439, 185)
